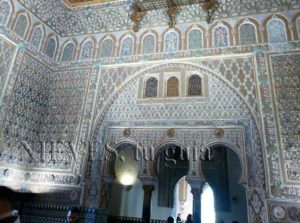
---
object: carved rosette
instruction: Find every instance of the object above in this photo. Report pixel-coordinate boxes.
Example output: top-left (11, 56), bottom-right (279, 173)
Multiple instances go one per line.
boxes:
top-left (167, 128), bottom-right (174, 138)
top-left (214, 128), bottom-right (224, 138)
top-left (123, 128), bottom-right (131, 137)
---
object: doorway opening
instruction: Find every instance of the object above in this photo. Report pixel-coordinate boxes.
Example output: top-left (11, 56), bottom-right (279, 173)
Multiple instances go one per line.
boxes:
top-left (173, 176), bottom-right (193, 221)
top-left (201, 183), bottom-right (215, 223)
top-left (201, 144), bottom-right (248, 223)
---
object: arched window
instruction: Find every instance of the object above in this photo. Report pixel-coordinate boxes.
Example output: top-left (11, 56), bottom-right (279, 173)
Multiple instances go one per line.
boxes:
top-left (30, 26), bottom-right (43, 49)
top-left (0, 1), bottom-right (12, 26)
top-left (100, 38), bottom-right (114, 58)
top-left (142, 34), bottom-right (156, 54)
top-left (13, 14), bottom-right (28, 38)
top-left (144, 77), bottom-right (158, 98)
top-left (120, 36), bottom-right (134, 56)
top-left (45, 37), bottom-right (57, 59)
top-left (61, 42), bottom-right (75, 62)
top-left (296, 17), bottom-right (300, 39)
top-left (80, 40), bottom-right (94, 60)
top-left (239, 23), bottom-right (257, 45)
top-left (267, 18), bottom-right (287, 43)
top-left (214, 26), bottom-right (229, 48)
top-left (164, 31), bottom-right (179, 53)
top-left (167, 77), bottom-right (179, 97)
top-left (188, 75), bottom-right (202, 96)
top-left (188, 29), bottom-right (202, 50)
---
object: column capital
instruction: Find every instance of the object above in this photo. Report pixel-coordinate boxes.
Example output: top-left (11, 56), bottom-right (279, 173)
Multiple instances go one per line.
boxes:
top-left (139, 176), bottom-right (158, 186)
top-left (142, 184), bottom-right (155, 193)
top-left (186, 177), bottom-right (205, 190)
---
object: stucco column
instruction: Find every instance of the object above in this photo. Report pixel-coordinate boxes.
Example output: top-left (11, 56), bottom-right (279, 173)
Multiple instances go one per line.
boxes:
top-left (99, 175), bottom-right (114, 209)
top-left (191, 187), bottom-right (201, 223)
top-left (142, 184), bottom-right (155, 223)
top-left (187, 178), bottom-right (205, 223)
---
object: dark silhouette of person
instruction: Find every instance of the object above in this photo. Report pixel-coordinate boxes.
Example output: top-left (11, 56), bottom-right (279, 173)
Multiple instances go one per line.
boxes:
top-left (0, 186), bottom-right (21, 223)
top-left (167, 216), bottom-right (174, 223)
top-left (67, 207), bottom-right (80, 223)
top-left (186, 214), bottom-right (193, 223)
top-left (176, 213), bottom-right (182, 223)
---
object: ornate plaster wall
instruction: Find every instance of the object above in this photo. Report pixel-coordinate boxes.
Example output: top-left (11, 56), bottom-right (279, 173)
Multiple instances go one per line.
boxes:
top-left (0, 0), bottom-right (299, 222)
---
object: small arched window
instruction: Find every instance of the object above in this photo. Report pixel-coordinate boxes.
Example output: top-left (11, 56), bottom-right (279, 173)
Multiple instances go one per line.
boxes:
top-left (297, 17), bottom-right (300, 39)
top-left (142, 34), bottom-right (156, 54)
top-left (30, 26), bottom-right (44, 49)
top-left (0, 1), bottom-right (12, 26)
top-left (13, 14), bottom-right (28, 38)
top-left (45, 37), bottom-right (57, 59)
top-left (239, 23), bottom-right (257, 45)
top-left (167, 77), bottom-right (179, 97)
top-left (80, 40), bottom-right (94, 60)
top-left (213, 26), bottom-right (229, 48)
top-left (188, 29), bottom-right (202, 50)
top-left (61, 42), bottom-right (75, 62)
top-left (267, 18), bottom-right (287, 43)
top-left (188, 75), bottom-right (202, 96)
top-left (100, 38), bottom-right (114, 58)
top-left (164, 31), bottom-right (179, 53)
top-left (120, 36), bottom-right (134, 56)
top-left (144, 77), bottom-right (158, 98)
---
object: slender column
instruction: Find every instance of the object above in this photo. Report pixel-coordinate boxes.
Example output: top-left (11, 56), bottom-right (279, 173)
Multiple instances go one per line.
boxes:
top-left (186, 177), bottom-right (205, 223)
top-left (142, 185), bottom-right (155, 223)
top-left (99, 175), bottom-right (114, 209)
top-left (191, 187), bottom-right (201, 223)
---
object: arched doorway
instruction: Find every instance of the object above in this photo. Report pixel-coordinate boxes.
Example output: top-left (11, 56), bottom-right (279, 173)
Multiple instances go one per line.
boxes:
top-left (173, 176), bottom-right (193, 221)
top-left (201, 183), bottom-right (215, 223)
top-left (151, 143), bottom-right (190, 220)
top-left (201, 144), bottom-right (247, 223)
top-left (108, 142), bottom-right (144, 219)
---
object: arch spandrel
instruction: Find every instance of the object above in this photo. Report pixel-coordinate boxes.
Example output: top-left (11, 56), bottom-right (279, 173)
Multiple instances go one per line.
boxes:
top-left (92, 61), bottom-right (260, 135)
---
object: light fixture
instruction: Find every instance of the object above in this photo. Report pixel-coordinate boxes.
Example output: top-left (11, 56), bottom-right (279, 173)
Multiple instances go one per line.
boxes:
top-left (114, 145), bottom-right (142, 186)
top-left (118, 172), bottom-right (136, 186)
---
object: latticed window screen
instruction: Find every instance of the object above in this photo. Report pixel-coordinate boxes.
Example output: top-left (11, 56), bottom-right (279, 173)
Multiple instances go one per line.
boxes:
top-left (144, 77), bottom-right (158, 98)
top-left (80, 40), bottom-right (94, 60)
top-left (167, 77), bottom-right (179, 97)
top-left (164, 32), bottom-right (178, 53)
top-left (142, 34), bottom-right (155, 54)
top-left (31, 27), bottom-right (43, 49)
top-left (100, 39), bottom-right (114, 58)
top-left (0, 1), bottom-right (11, 26)
top-left (45, 37), bottom-right (56, 59)
top-left (120, 37), bottom-right (134, 56)
top-left (297, 17), bottom-right (300, 38)
top-left (239, 23), bottom-right (257, 45)
top-left (214, 26), bottom-right (229, 48)
top-left (188, 75), bottom-right (202, 96)
top-left (267, 18), bottom-right (287, 43)
top-left (13, 14), bottom-right (28, 38)
top-left (61, 43), bottom-right (75, 62)
top-left (188, 29), bottom-right (202, 49)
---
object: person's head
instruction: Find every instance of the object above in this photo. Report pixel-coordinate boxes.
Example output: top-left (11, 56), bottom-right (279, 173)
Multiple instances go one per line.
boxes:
top-left (167, 216), bottom-right (174, 223)
top-left (67, 207), bottom-right (80, 223)
top-left (187, 214), bottom-right (192, 220)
